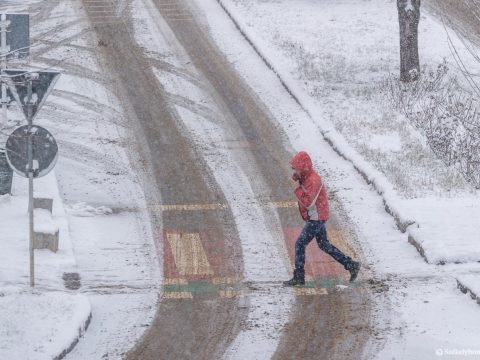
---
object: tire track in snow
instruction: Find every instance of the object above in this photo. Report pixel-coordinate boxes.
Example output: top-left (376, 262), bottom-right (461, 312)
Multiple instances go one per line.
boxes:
top-left (185, 1), bottom-right (377, 358)
top-left (32, 28), bottom-right (91, 58)
top-left (136, 0), bottom-right (297, 357)
top-left (163, 71), bottom-right (296, 360)
top-left (82, 0), bottom-right (247, 358)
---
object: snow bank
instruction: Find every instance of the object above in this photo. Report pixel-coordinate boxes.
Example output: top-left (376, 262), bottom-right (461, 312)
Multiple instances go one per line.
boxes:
top-left (0, 291), bottom-right (91, 360)
top-left (65, 202), bottom-right (113, 217)
top-left (373, 279), bottom-right (480, 359)
top-left (457, 274), bottom-right (480, 305)
top-left (403, 196), bottom-right (480, 264)
top-left (34, 209), bottom-right (59, 235)
top-left (0, 172), bottom-right (77, 287)
top-left (0, 171), bottom-right (92, 358)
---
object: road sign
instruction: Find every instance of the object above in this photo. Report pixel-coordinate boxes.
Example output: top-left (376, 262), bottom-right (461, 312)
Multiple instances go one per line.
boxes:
top-left (5, 125), bottom-right (58, 178)
top-left (0, 14), bottom-right (29, 60)
top-left (3, 70), bottom-right (60, 121)
top-left (0, 14), bottom-right (51, 289)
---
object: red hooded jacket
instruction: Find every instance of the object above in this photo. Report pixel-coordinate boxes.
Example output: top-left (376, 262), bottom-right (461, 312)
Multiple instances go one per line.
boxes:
top-left (290, 151), bottom-right (329, 221)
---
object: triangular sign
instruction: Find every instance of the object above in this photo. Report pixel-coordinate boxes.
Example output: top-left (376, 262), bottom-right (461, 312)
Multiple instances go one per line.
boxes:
top-left (3, 70), bottom-right (60, 122)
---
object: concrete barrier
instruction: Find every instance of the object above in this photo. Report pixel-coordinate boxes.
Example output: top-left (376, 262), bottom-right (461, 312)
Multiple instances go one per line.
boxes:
top-left (33, 197), bottom-right (53, 212)
top-left (33, 198), bottom-right (59, 252)
top-left (34, 229), bottom-right (59, 252)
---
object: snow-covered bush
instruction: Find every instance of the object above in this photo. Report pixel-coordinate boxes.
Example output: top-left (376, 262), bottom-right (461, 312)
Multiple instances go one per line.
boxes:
top-left (382, 60), bottom-right (480, 188)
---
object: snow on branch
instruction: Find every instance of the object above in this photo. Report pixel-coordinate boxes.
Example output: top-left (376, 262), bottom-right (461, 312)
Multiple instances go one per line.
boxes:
top-left (382, 60), bottom-right (480, 188)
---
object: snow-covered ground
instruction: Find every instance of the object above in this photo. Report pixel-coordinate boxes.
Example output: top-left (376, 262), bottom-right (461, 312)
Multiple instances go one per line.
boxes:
top-left (0, 0), bottom-right (160, 358)
top-left (2, 0), bottom-right (480, 358)
top-left (213, 0), bottom-right (480, 266)
top-left (0, 174), bottom-right (74, 289)
top-left (188, 0), bottom-right (480, 358)
top-left (0, 173), bottom-right (92, 359)
top-left (0, 290), bottom-right (91, 359)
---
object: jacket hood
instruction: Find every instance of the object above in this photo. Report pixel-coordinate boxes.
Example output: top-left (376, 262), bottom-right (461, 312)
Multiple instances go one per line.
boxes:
top-left (290, 151), bottom-right (313, 178)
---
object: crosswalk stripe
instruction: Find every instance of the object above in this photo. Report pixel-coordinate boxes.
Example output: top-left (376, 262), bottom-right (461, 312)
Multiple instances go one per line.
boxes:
top-left (160, 278), bottom-right (331, 298)
top-left (161, 291), bottom-right (193, 299)
top-left (147, 201), bottom-right (298, 212)
top-left (157, 203), bottom-right (226, 211)
top-left (163, 278), bottom-right (188, 285)
top-left (295, 287), bottom-right (328, 296)
top-left (167, 233), bottom-right (214, 276)
top-left (219, 290), bottom-right (242, 298)
top-left (212, 277), bottom-right (238, 285)
top-left (160, 286), bottom-right (329, 298)
top-left (160, 287), bottom-right (329, 298)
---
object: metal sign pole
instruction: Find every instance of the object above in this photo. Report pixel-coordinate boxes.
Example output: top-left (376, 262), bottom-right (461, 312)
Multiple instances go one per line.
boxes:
top-left (0, 15), bottom-right (12, 197)
top-left (0, 14), bottom-right (9, 127)
top-left (27, 78), bottom-right (34, 287)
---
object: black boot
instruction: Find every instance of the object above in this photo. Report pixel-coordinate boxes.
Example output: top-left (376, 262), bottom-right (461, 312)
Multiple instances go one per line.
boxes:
top-left (346, 261), bottom-right (361, 282)
top-left (283, 269), bottom-right (305, 287)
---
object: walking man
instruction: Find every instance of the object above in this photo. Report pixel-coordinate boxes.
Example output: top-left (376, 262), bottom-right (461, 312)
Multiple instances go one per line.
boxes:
top-left (284, 151), bottom-right (361, 286)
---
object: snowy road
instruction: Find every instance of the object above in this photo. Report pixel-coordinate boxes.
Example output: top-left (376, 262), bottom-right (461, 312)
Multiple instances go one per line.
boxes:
top-left (79, 0), bottom-right (373, 358)
top-left (82, 0), bottom-right (247, 358)
top-left (2, 0), bottom-right (480, 358)
top-left (0, 0), bottom-right (477, 357)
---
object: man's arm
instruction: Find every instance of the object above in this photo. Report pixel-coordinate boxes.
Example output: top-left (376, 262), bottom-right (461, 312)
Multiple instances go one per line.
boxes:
top-left (294, 177), bottom-right (321, 209)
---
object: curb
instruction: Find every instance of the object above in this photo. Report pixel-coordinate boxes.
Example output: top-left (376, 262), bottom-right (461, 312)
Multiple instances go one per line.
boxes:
top-left (408, 234), bottom-right (428, 263)
top-left (456, 279), bottom-right (480, 306)
top-left (54, 310), bottom-right (92, 360)
top-left (215, 0), bottom-right (428, 263)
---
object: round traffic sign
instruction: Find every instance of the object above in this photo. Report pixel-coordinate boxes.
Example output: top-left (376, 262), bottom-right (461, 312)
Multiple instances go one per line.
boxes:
top-left (5, 125), bottom-right (58, 178)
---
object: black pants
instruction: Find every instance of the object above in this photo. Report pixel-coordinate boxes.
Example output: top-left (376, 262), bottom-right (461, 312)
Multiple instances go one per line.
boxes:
top-left (295, 220), bottom-right (352, 276)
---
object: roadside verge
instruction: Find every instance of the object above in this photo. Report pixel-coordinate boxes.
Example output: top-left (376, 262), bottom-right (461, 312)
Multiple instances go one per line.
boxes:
top-left (0, 172), bottom-right (91, 359)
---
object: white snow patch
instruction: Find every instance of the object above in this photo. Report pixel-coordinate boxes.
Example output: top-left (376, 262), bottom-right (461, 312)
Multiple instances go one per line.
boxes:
top-left (34, 208), bottom-right (59, 235)
top-left (0, 169), bottom-right (91, 358)
top-left (368, 133), bottom-right (402, 152)
top-left (66, 202), bottom-right (113, 217)
top-left (373, 279), bottom-right (480, 360)
top-left (0, 291), bottom-right (91, 360)
top-left (223, 286), bottom-right (293, 360)
top-left (402, 196), bottom-right (480, 264)
top-left (0, 171), bottom-right (76, 287)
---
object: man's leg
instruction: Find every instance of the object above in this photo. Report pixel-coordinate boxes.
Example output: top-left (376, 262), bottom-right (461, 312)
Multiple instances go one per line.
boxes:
top-left (284, 221), bottom-right (315, 286)
top-left (315, 222), bottom-right (361, 282)
top-left (315, 222), bottom-right (351, 265)
top-left (294, 222), bottom-right (316, 275)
